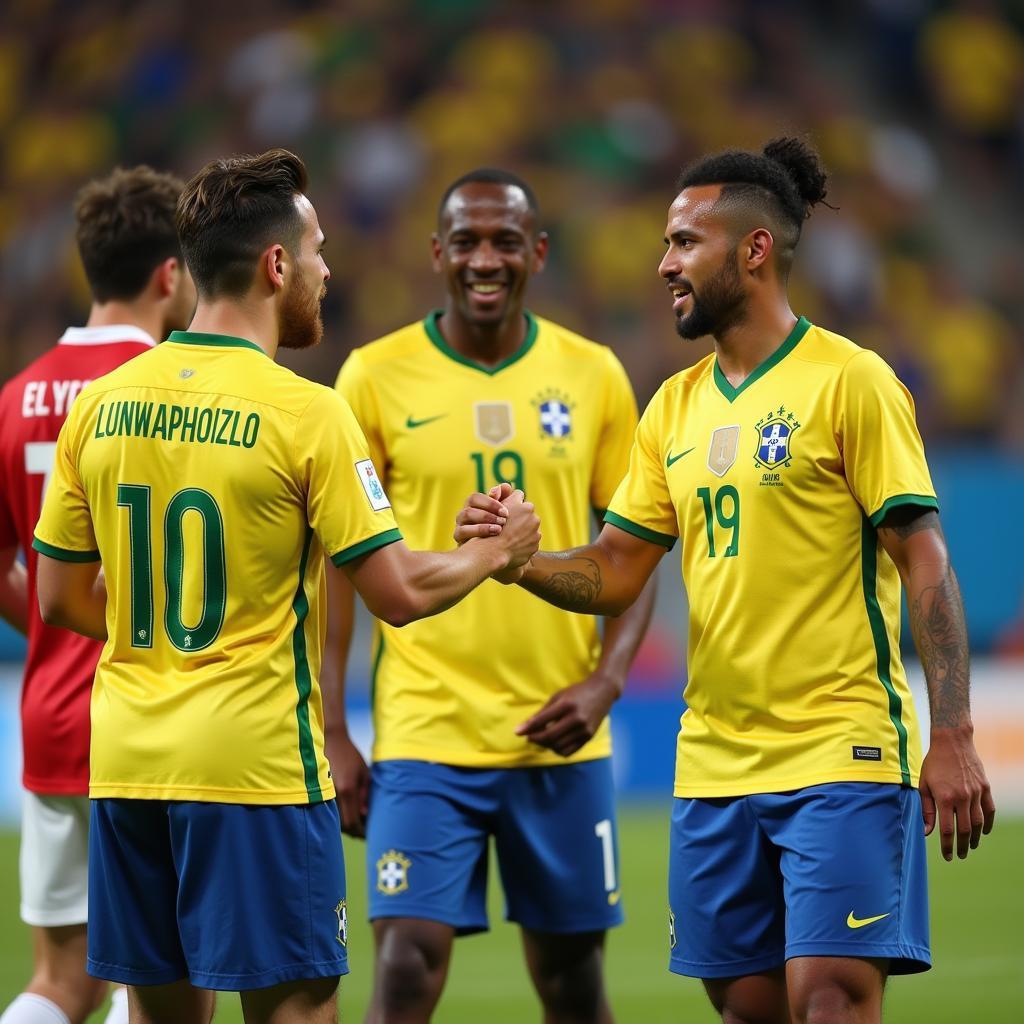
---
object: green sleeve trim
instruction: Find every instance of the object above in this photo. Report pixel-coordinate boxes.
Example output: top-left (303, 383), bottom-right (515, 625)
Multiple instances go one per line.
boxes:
top-left (31, 537), bottom-right (101, 563)
top-left (868, 493), bottom-right (939, 528)
top-left (330, 528), bottom-right (402, 567)
top-left (603, 511), bottom-right (676, 550)
top-left (290, 527), bottom-right (323, 803)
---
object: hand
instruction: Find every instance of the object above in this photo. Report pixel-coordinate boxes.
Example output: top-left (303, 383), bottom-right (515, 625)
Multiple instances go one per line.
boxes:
top-left (454, 483), bottom-right (515, 545)
top-left (492, 488), bottom-right (540, 583)
top-left (324, 729), bottom-right (370, 838)
top-left (515, 673), bottom-right (621, 757)
top-left (919, 726), bottom-right (995, 861)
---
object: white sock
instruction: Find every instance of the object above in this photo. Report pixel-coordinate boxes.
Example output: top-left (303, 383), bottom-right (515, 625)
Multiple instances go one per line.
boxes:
top-left (102, 987), bottom-right (129, 1024)
top-left (0, 993), bottom-right (71, 1024)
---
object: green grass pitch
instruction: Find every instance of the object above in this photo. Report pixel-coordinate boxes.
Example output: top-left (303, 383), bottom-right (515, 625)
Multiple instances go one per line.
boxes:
top-left (0, 808), bottom-right (1019, 1021)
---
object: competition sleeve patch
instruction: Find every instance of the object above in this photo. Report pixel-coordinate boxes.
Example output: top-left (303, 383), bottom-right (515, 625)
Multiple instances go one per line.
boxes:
top-left (355, 458), bottom-right (391, 511)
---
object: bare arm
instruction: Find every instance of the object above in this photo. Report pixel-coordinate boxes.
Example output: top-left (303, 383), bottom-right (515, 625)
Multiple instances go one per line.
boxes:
top-left (321, 563), bottom-right (371, 836)
top-left (344, 490), bottom-right (540, 627)
top-left (877, 507), bottom-right (995, 860)
top-left (0, 545), bottom-right (28, 635)
top-left (36, 555), bottom-right (106, 641)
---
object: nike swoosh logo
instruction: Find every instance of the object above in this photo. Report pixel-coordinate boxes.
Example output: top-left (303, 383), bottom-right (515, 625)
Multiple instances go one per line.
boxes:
top-left (665, 447), bottom-right (695, 468)
top-left (406, 414), bottom-right (447, 429)
top-left (846, 911), bottom-right (890, 929)
top-left (607, 890), bottom-right (621, 906)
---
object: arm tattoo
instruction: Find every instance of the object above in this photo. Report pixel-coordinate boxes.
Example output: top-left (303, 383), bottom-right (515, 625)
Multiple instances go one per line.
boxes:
top-left (885, 509), bottom-right (939, 541)
top-left (908, 565), bottom-right (971, 729)
top-left (527, 553), bottom-right (603, 611)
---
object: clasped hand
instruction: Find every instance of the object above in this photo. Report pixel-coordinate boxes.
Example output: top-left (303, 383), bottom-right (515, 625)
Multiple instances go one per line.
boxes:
top-left (457, 483), bottom-right (539, 584)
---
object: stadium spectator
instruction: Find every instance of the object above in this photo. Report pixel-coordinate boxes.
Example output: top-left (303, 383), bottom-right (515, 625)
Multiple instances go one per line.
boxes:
top-left (327, 169), bottom-right (654, 1023)
top-left (29, 148), bottom-right (538, 1024)
top-left (0, 165), bottom-right (194, 1024)
top-left (457, 138), bottom-right (996, 1024)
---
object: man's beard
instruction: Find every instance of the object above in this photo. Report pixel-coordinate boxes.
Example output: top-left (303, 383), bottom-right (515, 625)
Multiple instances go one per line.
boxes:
top-left (279, 274), bottom-right (324, 350)
top-left (674, 251), bottom-right (746, 341)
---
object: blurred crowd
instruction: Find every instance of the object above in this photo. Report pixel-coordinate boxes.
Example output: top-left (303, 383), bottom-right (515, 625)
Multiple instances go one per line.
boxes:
top-left (1, 0), bottom-right (1022, 446)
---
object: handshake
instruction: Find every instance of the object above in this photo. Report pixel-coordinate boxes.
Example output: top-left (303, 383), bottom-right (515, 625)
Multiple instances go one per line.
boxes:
top-left (456, 482), bottom-right (539, 584)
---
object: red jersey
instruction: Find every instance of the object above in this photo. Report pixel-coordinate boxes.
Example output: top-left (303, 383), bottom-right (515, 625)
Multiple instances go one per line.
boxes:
top-left (0, 325), bottom-right (156, 794)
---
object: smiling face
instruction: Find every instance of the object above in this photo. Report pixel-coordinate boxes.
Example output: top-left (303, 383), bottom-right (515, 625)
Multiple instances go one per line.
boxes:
top-left (432, 182), bottom-right (547, 328)
top-left (658, 185), bottom-right (749, 341)
top-left (278, 194), bottom-right (330, 350)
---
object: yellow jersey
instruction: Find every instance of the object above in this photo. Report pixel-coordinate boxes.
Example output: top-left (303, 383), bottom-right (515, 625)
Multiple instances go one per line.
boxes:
top-left (33, 331), bottom-right (401, 804)
top-left (606, 318), bottom-right (936, 797)
top-left (337, 311), bottom-right (637, 767)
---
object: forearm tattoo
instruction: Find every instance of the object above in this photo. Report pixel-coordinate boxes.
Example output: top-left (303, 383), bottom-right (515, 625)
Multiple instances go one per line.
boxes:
top-left (909, 566), bottom-right (971, 729)
top-left (531, 554), bottom-right (603, 611)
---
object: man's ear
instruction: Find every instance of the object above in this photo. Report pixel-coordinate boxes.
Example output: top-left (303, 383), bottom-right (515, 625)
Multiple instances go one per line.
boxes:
top-left (262, 243), bottom-right (288, 292)
top-left (531, 232), bottom-right (549, 274)
top-left (153, 257), bottom-right (179, 298)
top-left (745, 228), bottom-right (774, 270)
top-left (430, 234), bottom-right (443, 274)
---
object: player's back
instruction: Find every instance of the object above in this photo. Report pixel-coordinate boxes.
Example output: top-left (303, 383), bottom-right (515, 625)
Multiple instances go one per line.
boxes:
top-left (38, 331), bottom-right (362, 805)
top-left (0, 326), bottom-right (155, 794)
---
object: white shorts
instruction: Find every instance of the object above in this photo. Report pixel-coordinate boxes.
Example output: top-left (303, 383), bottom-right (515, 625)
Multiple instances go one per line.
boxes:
top-left (20, 791), bottom-right (90, 927)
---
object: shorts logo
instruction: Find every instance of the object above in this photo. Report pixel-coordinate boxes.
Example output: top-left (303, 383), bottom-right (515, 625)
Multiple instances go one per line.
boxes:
top-left (753, 407), bottom-right (800, 471)
top-left (474, 402), bottom-right (514, 446)
top-left (707, 425), bottom-right (740, 477)
top-left (668, 908), bottom-right (677, 950)
top-left (852, 745), bottom-right (882, 761)
top-left (847, 911), bottom-right (889, 929)
top-left (376, 849), bottom-right (412, 895)
top-left (334, 899), bottom-right (348, 946)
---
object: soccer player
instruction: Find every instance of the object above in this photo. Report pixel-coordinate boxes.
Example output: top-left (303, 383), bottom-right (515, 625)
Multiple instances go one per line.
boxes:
top-left (457, 139), bottom-right (996, 1024)
top-left (0, 165), bottom-right (195, 1024)
top-left (31, 149), bottom-right (539, 1024)
top-left (327, 168), bottom-right (654, 1023)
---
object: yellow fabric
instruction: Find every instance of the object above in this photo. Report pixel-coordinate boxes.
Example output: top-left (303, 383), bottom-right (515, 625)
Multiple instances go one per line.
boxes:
top-left (336, 311), bottom-right (637, 766)
top-left (33, 332), bottom-right (400, 804)
top-left (607, 319), bottom-right (936, 797)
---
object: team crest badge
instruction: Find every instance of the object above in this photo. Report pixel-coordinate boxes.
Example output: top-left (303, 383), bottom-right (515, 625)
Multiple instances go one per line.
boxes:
top-left (474, 402), bottom-right (514, 446)
top-left (668, 908), bottom-right (677, 950)
top-left (531, 388), bottom-right (575, 440)
top-left (376, 849), bottom-right (412, 895)
top-left (753, 406), bottom-right (800, 470)
top-left (334, 899), bottom-right (348, 946)
top-left (707, 424), bottom-right (741, 477)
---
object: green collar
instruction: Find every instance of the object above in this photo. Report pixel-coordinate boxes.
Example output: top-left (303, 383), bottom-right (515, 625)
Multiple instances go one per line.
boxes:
top-left (713, 316), bottom-right (811, 403)
top-left (423, 309), bottom-right (537, 376)
top-left (167, 330), bottom-right (265, 354)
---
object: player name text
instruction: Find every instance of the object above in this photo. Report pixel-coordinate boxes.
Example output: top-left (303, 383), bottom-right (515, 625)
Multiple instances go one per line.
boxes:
top-left (93, 401), bottom-right (261, 449)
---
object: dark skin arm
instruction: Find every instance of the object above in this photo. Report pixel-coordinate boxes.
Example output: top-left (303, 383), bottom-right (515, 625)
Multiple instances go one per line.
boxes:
top-left (877, 507), bottom-right (995, 861)
top-left (36, 556), bottom-right (107, 640)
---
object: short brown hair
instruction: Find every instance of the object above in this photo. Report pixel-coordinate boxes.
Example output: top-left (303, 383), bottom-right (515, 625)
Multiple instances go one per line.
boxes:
top-left (74, 166), bottom-right (184, 302)
top-left (176, 148), bottom-right (308, 299)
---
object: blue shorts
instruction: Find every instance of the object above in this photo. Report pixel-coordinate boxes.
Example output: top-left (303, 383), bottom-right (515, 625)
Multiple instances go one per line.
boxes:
top-left (87, 799), bottom-right (349, 990)
top-left (367, 759), bottom-right (623, 935)
top-left (668, 783), bottom-right (930, 979)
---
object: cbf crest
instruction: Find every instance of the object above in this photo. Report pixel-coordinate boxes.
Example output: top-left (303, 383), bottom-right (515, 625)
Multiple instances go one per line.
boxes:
top-left (531, 388), bottom-right (575, 441)
top-left (376, 849), bottom-right (412, 896)
top-left (753, 405), bottom-right (800, 471)
top-left (334, 899), bottom-right (348, 947)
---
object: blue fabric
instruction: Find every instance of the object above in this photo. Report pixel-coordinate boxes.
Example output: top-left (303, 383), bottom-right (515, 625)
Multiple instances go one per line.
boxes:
top-left (667, 782), bottom-right (930, 978)
top-left (366, 759), bottom-right (623, 934)
top-left (87, 799), bottom-right (348, 990)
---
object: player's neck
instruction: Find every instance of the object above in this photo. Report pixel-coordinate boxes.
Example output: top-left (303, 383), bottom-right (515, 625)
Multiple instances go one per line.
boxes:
top-left (713, 299), bottom-right (798, 389)
top-left (187, 301), bottom-right (278, 359)
top-left (86, 301), bottom-right (163, 345)
top-left (437, 308), bottom-right (527, 368)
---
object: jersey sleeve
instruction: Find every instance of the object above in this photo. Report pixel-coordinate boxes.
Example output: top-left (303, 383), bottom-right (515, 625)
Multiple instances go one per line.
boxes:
top-left (0, 392), bottom-right (17, 548)
top-left (836, 350), bottom-right (937, 526)
top-left (31, 407), bottom-right (99, 562)
top-left (603, 387), bottom-right (678, 549)
top-left (294, 388), bottom-right (402, 567)
top-left (334, 349), bottom-right (387, 475)
top-left (590, 349), bottom-right (640, 513)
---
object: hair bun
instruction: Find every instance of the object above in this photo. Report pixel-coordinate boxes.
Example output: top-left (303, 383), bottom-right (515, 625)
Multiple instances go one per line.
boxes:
top-left (763, 137), bottom-right (828, 211)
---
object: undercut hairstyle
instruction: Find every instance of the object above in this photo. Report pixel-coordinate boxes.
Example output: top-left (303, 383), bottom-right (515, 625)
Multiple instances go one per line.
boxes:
top-left (176, 148), bottom-right (308, 298)
top-left (74, 166), bottom-right (184, 303)
top-left (676, 137), bottom-right (829, 277)
top-left (437, 167), bottom-right (540, 229)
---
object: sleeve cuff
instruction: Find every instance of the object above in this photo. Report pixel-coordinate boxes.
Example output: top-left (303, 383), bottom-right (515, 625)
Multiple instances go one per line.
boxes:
top-left (603, 510), bottom-right (677, 550)
top-left (330, 528), bottom-right (402, 567)
top-left (32, 537), bottom-right (101, 562)
top-left (868, 493), bottom-right (939, 528)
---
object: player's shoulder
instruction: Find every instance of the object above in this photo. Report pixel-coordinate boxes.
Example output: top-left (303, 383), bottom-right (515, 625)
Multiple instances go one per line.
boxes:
top-left (532, 314), bottom-right (617, 363)
top-left (797, 321), bottom-right (895, 379)
top-left (659, 351), bottom-right (717, 399)
top-left (347, 319), bottom-right (432, 370)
